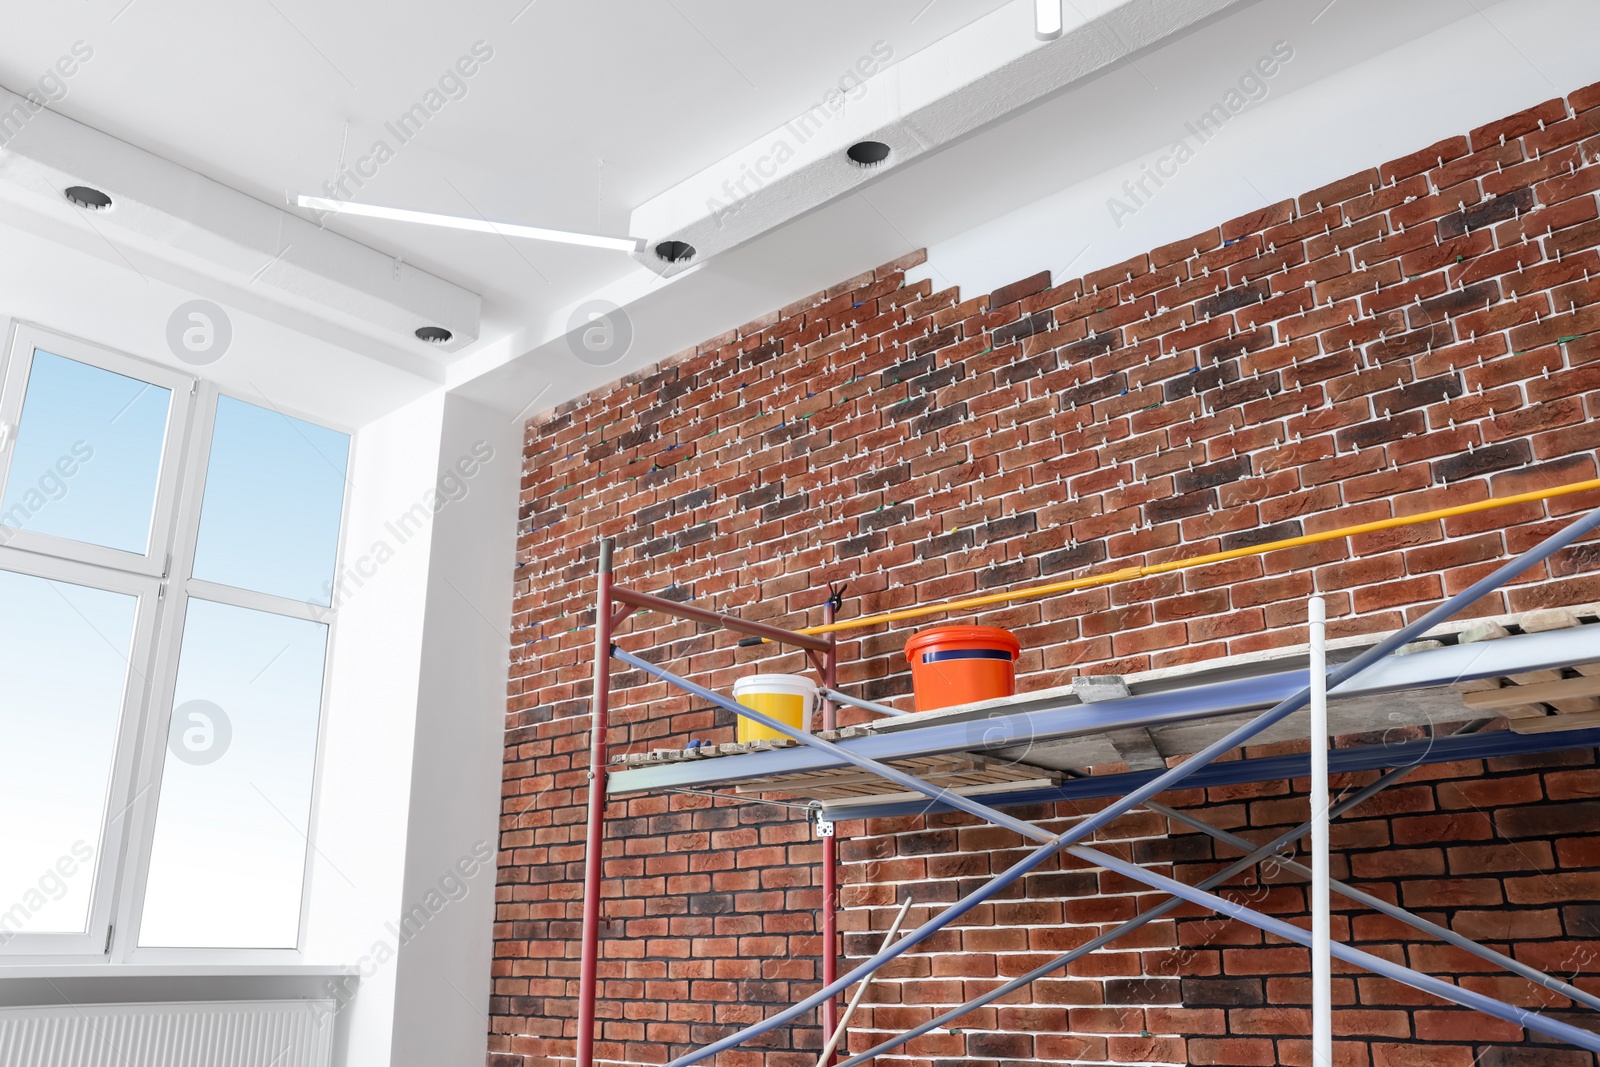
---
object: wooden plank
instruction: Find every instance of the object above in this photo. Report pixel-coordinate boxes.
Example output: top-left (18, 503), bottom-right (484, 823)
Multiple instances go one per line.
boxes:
top-left (812, 777), bottom-right (1062, 808)
top-left (1459, 620), bottom-right (1512, 644)
top-left (1104, 727), bottom-right (1167, 771)
top-left (735, 751), bottom-right (1050, 796)
top-left (1496, 704), bottom-right (1551, 720)
top-left (1510, 709), bottom-right (1600, 734)
top-left (1506, 669), bottom-right (1565, 686)
top-left (1518, 608), bottom-right (1581, 633)
top-left (1464, 675), bottom-right (1600, 711)
top-left (737, 755), bottom-right (989, 794)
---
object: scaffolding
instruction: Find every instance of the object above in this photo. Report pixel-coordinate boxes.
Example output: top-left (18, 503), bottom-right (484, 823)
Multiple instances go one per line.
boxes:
top-left (572, 501), bottom-right (1600, 1067)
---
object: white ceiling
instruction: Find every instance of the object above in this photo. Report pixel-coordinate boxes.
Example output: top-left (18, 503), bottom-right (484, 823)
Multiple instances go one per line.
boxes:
top-left (2, 0), bottom-right (1595, 429)
top-left (0, 0), bottom-right (1014, 346)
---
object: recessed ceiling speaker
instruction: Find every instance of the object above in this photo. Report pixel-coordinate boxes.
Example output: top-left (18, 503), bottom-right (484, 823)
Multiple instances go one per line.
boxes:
top-left (655, 240), bottom-right (696, 264)
top-left (846, 141), bottom-right (892, 167)
top-left (64, 185), bottom-right (113, 210)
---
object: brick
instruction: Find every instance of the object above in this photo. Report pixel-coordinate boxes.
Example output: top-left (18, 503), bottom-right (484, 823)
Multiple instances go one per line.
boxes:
top-left (1181, 978), bottom-right (1263, 1006)
top-left (1300, 169), bottom-right (1382, 213)
top-left (990, 270), bottom-right (1051, 308)
top-left (1382, 136), bottom-right (1472, 182)
top-left (1176, 456), bottom-right (1253, 494)
top-left (1471, 96), bottom-right (1570, 151)
top-left (1431, 439), bottom-right (1533, 483)
top-left (1436, 186), bottom-right (1536, 239)
top-left (1145, 488), bottom-right (1218, 525)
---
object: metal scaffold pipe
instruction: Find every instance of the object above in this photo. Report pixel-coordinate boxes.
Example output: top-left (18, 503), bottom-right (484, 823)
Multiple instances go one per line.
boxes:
top-left (1309, 596), bottom-right (1332, 1067)
top-left (791, 477), bottom-right (1600, 637)
top-left (575, 538), bottom-right (615, 1067)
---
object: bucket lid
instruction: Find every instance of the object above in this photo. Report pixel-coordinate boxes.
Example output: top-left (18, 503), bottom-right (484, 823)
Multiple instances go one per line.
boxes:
top-left (733, 673), bottom-right (819, 692)
top-left (904, 625), bottom-right (1021, 663)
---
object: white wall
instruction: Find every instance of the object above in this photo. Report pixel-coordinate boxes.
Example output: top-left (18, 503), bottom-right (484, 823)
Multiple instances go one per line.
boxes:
top-left (911, 0), bottom-right (1600, 300)
top-left (386, 394), bottom-right (520, 1066)
top-left (307, 391), bottom-right (445, 1067)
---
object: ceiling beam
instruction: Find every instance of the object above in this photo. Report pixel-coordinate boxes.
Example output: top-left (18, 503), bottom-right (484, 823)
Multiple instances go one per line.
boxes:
top-left (629, 0), bottom-right (1249, 274)
top-left (0, 85), bottom-right (481, 374)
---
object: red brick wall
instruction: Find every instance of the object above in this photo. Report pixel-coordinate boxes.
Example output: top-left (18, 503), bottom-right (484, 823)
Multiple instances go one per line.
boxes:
top-left (491, 81), bottom-right (1600, 1067)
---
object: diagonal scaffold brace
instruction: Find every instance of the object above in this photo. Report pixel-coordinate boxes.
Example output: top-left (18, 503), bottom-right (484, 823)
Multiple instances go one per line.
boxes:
top-left (603, 502), bottom-right (1600, 1067)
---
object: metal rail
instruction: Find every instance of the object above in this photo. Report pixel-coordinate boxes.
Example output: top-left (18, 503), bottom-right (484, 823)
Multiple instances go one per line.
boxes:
top-left (611, 586), bottom-right (830, 653)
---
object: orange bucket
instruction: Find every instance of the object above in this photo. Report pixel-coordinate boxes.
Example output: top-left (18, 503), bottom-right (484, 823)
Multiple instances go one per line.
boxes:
top-left (904, 625), bottom-right (1021, 712)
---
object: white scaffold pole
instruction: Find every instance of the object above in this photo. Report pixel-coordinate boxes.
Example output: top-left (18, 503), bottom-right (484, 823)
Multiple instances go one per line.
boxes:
top-left (815, 895), bottom-right (915, 1067)
top-left (1309, 595), bottom-right (1332, 1067)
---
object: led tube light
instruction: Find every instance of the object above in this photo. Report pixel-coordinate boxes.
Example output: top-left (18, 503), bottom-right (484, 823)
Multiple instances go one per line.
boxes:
top-left (292, 193), bottom-right (645, 253)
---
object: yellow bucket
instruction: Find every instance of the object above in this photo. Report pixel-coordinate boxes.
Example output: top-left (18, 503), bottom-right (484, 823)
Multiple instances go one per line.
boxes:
top-left (731, 674), bottom-right (819, 744)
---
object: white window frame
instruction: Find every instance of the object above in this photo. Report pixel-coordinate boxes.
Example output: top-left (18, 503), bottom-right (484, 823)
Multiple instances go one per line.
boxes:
top-left (0, 319), bottom-right (352, 965)
top-left (0, 548), bottom-right (162, 956)
top-left (0, 323), bottom-right (195, 577)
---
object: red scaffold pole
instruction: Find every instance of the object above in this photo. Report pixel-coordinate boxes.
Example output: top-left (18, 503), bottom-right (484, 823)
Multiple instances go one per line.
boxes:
top-left (819, 593), bottom-right (840, 1061)
top-left (575, 539), bottom-right (614, 1067)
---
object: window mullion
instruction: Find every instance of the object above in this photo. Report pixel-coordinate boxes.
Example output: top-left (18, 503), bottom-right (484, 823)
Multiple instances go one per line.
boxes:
top-left (109, 380), bottom-right (216, 961)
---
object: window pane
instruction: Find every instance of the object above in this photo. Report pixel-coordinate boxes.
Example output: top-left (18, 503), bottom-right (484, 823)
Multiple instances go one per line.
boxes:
top-left (139, 600), bottom-right (327, 949)
top-left (0, 570), bottom-right (136, 937)
top-left (191, 396), bottom-right (349, 605)
top-left (1, 350), bottom-right (171, 555)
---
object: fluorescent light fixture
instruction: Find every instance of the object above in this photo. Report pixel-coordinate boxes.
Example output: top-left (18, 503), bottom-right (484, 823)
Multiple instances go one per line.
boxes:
top-left (292, 194), bottom-right (645, 253)
top-left (1034, 0), bottom-right (1063, 39)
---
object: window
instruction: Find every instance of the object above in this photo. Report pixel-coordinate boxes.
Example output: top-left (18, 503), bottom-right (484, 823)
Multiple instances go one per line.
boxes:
top-left (0, 565), bottom-right (144, 954)
top-left (139, 601), bottom-right (330, 948)
top-left (191, 395), bottom-right (348, 604)
top-left (0, 323), bottom-right (350, 958)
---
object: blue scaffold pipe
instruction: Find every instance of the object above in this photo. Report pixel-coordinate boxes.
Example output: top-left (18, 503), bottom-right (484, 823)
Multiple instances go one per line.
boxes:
top-left (823, 686), bottom-right (913, 717)
top-left (1075, 843), bottom-right (1600, 1054)
top-left (1151, 800), bottom-right (1600, 1016)
top-left (659, 504), bottom-right (1600, 1067)
top-left (835, 765), bottom-right (1415, 1067)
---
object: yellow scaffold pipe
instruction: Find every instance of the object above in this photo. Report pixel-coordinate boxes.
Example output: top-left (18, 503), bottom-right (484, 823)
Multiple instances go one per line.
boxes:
top-left (797, 477), bottom-right (1600, 637)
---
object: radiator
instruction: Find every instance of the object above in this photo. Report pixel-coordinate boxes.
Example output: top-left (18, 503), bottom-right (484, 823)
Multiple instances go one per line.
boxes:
top-left (0, 1000), bottom-right (335, 1067)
